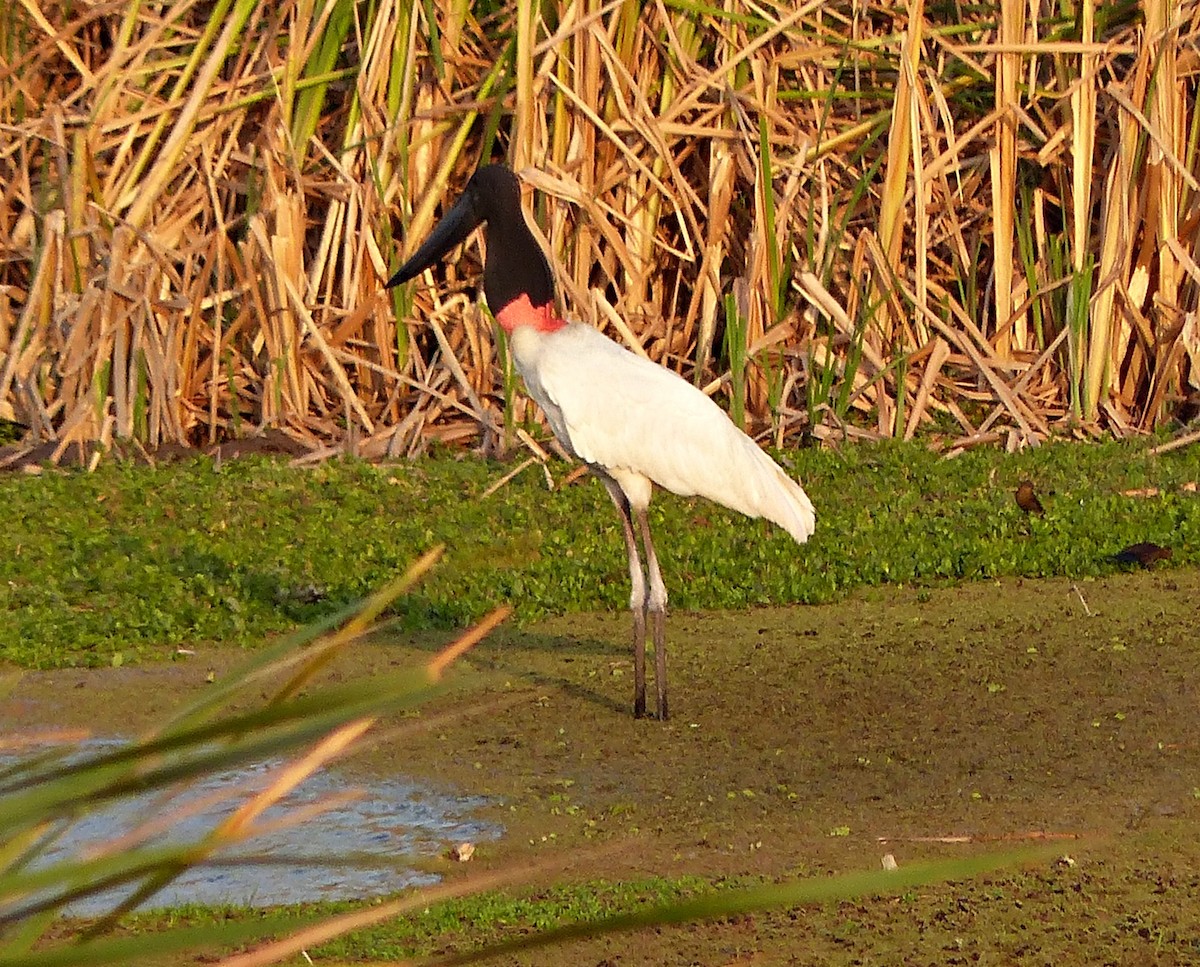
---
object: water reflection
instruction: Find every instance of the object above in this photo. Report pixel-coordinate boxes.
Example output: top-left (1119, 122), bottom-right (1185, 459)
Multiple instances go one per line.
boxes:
top-left (6, 739), bottom-right (499, 913)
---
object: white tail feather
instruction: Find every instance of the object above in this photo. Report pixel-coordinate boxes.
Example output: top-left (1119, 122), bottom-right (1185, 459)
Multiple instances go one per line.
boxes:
top-left (712, 433), bottom-right (815, 544)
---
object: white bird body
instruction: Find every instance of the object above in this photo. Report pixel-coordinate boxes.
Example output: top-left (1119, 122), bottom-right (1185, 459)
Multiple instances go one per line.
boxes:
top-left (387, 164), bottom-right (816, 719)
top-left (509, 321), bottom-right (816, 542)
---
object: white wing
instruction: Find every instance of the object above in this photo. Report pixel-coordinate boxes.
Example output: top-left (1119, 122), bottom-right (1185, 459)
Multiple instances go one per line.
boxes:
top-left (510, 323), bottom-right (816, 543)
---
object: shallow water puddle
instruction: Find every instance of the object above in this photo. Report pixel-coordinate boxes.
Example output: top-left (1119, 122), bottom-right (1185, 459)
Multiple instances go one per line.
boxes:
top-left (4, 738), bottom-right (500, 913)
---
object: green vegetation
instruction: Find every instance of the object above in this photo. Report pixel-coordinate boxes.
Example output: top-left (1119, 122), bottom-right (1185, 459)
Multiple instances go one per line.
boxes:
top-left (115, 837), bottom-right (1196, 965)
top-left (3, 439), bottom-right (1198, 669)
top-left (120, 877), bottom-right (714, 964)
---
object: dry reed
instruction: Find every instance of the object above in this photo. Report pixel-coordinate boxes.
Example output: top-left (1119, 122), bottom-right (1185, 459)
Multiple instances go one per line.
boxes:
top-left (1, 0), bottom-right (1198, 463)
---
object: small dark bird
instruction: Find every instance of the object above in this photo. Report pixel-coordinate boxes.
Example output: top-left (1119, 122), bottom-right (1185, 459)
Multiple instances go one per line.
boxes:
top-left (1015, 480), bottom-right (1044, 515)
top-left (1112, 542), bottom-right (1173, 568)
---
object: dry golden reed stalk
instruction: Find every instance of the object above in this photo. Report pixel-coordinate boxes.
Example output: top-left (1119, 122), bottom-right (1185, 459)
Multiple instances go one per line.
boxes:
top-left (0, 0), bottom-right (1197, 464)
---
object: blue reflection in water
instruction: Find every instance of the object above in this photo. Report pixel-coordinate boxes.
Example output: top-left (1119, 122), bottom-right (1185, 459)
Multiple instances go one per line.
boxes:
top-left (7, 740), bottom-right (499, 913)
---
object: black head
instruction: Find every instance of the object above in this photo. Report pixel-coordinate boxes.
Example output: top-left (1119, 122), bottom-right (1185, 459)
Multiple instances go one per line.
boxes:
top-left (386, 165), bottom-right (556, 314)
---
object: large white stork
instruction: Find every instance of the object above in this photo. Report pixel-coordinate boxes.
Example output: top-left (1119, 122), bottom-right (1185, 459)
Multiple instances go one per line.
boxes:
top-left (387, 164), bottom-right (815, 720)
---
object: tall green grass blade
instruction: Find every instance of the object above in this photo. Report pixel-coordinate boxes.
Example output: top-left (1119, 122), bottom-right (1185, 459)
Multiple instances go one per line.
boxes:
top-left (126, 0), bottom-right (260, 230)
top-left (132, 350), bottom-right (147, 442)
top-left (1066, 255), bottom-right (1094, 420)
top-left (441, 848), bottom-right (1059, 965)
top-left (758, 115), bottom-right (782, 321)
top-left (0, 911), bottom-right (314, 967)
top-left (660, 0), bottom-right (773, 30)
top-left (421, 0), bottom-right (446, 80)
top-left (493, 319), bottom-right (517, 448)
top-left (763, 349), bottom-right (784, 434)
top-left (1015, 184), bottom-right (1045, 348)
top-left (723, 292), bottom-right (746, 430)
top-left (820, 136), bottom-right (888, 285)
top-left (291, 0), bottom-right (356, 157)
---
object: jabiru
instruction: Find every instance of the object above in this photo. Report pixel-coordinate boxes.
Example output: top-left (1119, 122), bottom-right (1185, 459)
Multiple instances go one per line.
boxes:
top-left (387, 164), bottom-right (816, 720)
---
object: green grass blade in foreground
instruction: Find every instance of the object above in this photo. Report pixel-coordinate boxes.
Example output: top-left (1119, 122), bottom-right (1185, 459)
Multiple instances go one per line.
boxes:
top-left (433, 848), bottom-right (1060, 966)
top-left (77, 595), bottom-right (507, 934)
top-left (1, 842), bottom-right (227, 928)
top-left (0, 665), bottom-right (455, 829)
top-left (0, 844), bottom-right (446, 929)
top-left (0, 911), bottom-right (316, 967)
top-left (0, 679), bottom-right (446, 924)
top-left (155, 545), bottom-right (445, 738)
top-left (0, 561), bottom-right (504, 962)
top-left (1067, 256), bottom-right (1094, 419)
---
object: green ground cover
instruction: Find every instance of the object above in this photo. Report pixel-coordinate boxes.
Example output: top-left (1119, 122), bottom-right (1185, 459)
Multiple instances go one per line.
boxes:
top-left (2, 439), bottom-right (1197, 669)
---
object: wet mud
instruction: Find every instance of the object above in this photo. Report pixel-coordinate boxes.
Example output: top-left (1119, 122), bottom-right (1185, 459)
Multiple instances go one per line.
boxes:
top-left (5, 568), bottom-right (1199, 963)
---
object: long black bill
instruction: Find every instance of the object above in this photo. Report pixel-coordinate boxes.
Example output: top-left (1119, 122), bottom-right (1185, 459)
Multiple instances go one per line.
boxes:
top-left (385, 189), bottom-right (484, 289)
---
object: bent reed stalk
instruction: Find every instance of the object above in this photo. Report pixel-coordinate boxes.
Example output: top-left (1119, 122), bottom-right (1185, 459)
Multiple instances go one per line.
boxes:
top-left (1, 0), bottom-right (1197, 464)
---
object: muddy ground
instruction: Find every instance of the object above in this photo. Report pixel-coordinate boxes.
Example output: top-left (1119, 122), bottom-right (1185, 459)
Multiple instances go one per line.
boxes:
top-left (5, 569), bottom-right (1200, 964)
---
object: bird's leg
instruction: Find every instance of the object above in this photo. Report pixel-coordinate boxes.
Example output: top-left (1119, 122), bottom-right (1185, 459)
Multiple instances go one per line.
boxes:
top-left (601, 478), bottom-right (649, 717)
top-left (636, 509), bottom-right (669, 721)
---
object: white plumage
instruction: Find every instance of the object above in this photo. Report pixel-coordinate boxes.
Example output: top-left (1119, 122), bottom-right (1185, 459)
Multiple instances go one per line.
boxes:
top-left (509, 323), bottom-right (815, 542)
